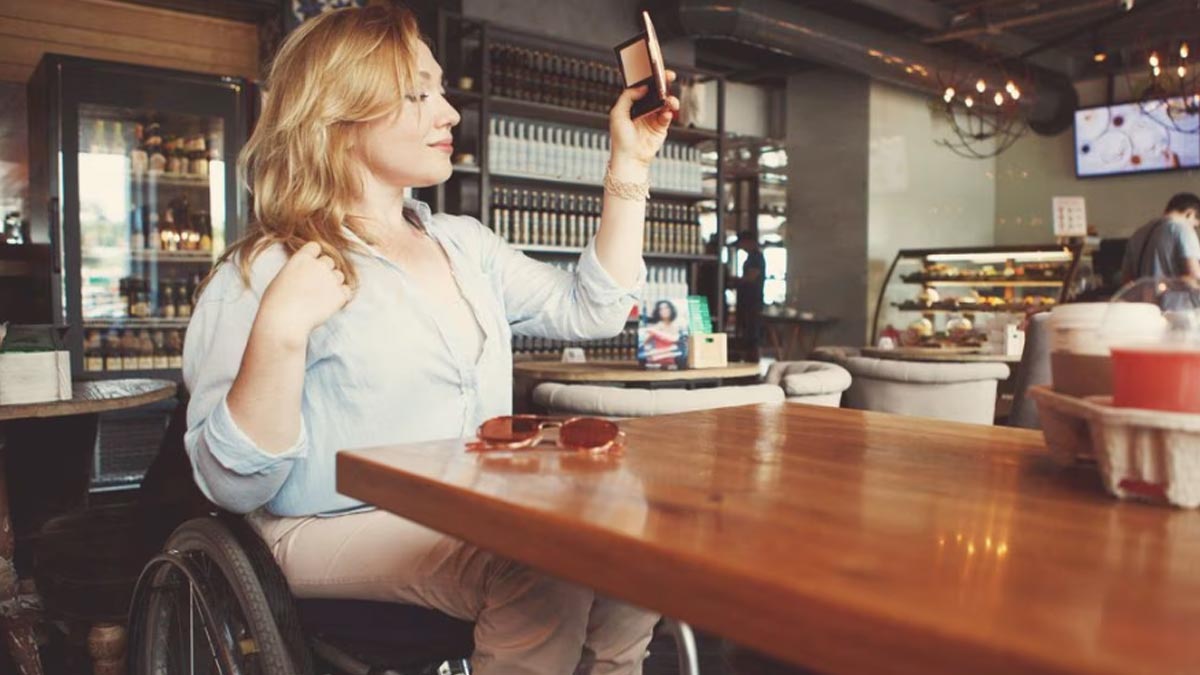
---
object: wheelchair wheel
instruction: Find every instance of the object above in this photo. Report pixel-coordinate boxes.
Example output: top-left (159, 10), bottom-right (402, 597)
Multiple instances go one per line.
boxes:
top-left (127, 517), bottom-right (311, 675)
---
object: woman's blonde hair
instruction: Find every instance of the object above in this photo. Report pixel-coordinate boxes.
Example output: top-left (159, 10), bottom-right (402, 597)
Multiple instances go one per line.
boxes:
top-left (213, 4), bottom-right (425, 291)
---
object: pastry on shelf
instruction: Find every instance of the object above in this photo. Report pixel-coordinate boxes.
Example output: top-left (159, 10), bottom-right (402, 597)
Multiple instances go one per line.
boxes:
top-left (902, 317), bottom-right (935, 346)
top-left (946, 315), bottom-right (973, 337)
top-left (917, 287), bottom-right (940, 306)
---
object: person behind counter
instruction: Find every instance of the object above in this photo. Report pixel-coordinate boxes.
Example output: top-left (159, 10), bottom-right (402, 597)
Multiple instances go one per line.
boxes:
top-left (732, 230), bottom-right (765, 360)
top-left (1121, 192), bottom-right (1200, 283)
top-left (182, 5), bottom-right (680, 673)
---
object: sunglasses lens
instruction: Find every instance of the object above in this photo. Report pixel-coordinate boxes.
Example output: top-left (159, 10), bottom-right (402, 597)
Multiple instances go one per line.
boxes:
top-left (559, 418), bottom-right (620, 450)
top-left (478, 416), bottom-right (542, 443)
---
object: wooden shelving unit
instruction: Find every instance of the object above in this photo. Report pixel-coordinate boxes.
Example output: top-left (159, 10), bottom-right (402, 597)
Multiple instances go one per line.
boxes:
top-left (429, 10), bottom-right (729, 328)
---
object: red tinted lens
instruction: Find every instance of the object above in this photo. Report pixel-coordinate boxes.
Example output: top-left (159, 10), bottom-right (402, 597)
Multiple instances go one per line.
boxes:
top-left (559, 418), bottom-right (620, 449)
top-left (478, 416), bottom-right (543, 443)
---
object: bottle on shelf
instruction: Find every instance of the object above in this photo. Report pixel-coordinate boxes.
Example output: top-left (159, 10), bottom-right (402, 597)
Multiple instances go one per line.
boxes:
top-left (152, 330), bottom-right (170, 370)
top-left (176, 279), bottom-right (193, 318)
top-left (159, 210), bottom-right (178, 251)
top-left (84, 330), bottom-right (104, 372)
top-left (146, 117), bottom-right (167, 174)
top-left (643, 264), bottom-right (689, 300)
top-left (103, 331), bottom-right (123, 372)
top-left (189, 135), bottom-right (209, 178)
top-left (133, 284), bottom-right (152, 319)
top-left (130, 120), bottom-right (149, 174)
top-left (137, 329), bottom-right (155, 370)
top-left (166, 329), bottom-right (184, 369)
top-left (162, 284), bottom-right (177, 319)
top-left (194, 210), bottom-right (213, 252)
top-left (120, 329), bottom-right (140, 371)
top-left (164, 136), bottom-right (182, 175)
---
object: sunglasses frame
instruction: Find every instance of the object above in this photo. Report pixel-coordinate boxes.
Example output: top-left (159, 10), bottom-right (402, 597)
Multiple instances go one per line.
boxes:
top-left (472, 415), bottom-right (625, 455)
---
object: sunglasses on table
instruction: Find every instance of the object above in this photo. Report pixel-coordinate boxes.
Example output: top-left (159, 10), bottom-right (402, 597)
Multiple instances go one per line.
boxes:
top-left (467, 415), bottom-right (625, 455)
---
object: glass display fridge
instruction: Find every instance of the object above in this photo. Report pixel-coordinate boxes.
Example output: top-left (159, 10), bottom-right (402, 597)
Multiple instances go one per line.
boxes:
top-left (871, 244), bottom-right (1083, 348)
top-left (27, 54), bottom-right (250, 486)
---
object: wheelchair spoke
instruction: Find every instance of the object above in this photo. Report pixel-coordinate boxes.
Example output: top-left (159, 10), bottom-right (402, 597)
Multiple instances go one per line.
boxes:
top-left (189, 579), bottom-right (196, 674)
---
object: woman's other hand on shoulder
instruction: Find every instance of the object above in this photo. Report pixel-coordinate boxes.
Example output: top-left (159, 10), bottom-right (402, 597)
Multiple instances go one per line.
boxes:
top-left (257, 242), bottom-right (354, 348)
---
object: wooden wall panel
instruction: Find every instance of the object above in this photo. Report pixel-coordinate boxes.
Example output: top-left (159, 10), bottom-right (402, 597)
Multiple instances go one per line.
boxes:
top-left (0, 0), bottom-right (259, 83)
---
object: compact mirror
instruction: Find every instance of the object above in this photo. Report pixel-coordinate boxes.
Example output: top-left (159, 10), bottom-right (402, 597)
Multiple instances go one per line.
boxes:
top-left (614, 11), bottom-right (669, 119)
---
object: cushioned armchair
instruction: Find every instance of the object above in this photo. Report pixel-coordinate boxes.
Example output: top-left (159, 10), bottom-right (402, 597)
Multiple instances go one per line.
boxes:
top-left (837, 357), bottom-right (1010, 425)
top-left (763, 361), bottom-right (852, 406)
top-left (1007, 312), bottom-right (1052, 429)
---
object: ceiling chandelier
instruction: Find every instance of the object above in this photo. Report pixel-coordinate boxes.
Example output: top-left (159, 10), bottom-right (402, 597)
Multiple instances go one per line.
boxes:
top-left (1138, 39), bottom-right (1199, 134)
top-left (933, 63), bottom-right (1030, 159)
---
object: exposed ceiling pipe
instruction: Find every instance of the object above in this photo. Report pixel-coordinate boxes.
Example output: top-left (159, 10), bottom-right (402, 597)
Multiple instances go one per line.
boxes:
top-left (924, 0), bottom-right (1115, 44)
top-left (842, 0), bottom-right (1078, 75)
top-left (652, 0), bottom-right (1078, 134)
top-left (846, 0), bottom-right (953, 31)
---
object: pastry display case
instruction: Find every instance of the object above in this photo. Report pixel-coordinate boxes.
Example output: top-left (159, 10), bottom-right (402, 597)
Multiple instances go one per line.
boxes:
top-left (872, 244), bottom-right (1083, 347)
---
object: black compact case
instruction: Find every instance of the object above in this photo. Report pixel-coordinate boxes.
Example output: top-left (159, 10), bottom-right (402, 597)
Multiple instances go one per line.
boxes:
top-left (613, 12), bottom-right (669, 119)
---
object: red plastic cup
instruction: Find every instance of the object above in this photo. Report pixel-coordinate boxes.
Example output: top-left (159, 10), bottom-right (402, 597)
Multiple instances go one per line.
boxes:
top-left (1111, 345), bottom-right (1200, 413)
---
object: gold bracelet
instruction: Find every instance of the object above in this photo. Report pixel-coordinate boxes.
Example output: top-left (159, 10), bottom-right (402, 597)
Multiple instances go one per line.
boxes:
top-left (603, 163), bottom-right (651, 201)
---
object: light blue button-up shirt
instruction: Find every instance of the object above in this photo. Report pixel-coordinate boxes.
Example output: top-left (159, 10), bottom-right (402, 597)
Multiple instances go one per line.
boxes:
top-left (183, 200), bottom-right (644, 517)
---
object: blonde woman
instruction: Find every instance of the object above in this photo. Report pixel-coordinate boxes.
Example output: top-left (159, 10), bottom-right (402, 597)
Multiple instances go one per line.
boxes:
top-left (183, 4), bottom-right (678, 674)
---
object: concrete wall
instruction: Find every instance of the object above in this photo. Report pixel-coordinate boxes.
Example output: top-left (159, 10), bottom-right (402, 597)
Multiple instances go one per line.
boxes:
top-left (702, 81), bottom-right (777, 138)
top-left (786, 70), bottom-right (871, 346)
top-left (995, 76), bottom-right (1200, 244)
top-left (868, 82), bottom-right (997, 339)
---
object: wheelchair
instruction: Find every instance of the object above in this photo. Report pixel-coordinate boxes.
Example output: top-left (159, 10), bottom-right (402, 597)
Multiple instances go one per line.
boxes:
top-left (125, 401), bottom-right (698, 674)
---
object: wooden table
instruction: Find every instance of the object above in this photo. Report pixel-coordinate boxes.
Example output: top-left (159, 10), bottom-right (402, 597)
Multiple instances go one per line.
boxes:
top-left (0, 379), bottom-right (176, 675)
top-left (861, 346), bottom-right (1022, 364)
top-left (762, 314), bottom-right (836, 360)
top-left (338, 403), bottom-right (1200, 675)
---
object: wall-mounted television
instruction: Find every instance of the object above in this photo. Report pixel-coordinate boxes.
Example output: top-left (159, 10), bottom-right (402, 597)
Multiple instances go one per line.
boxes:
top-left (1074, 98), bottom-right (1200, 178)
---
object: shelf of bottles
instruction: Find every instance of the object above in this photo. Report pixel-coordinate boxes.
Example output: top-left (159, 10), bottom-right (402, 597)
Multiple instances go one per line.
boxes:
top-left (78, 104), bottom-right (227, 373)
top-left (487, 117), bottom-right (708, 197)
top-left (488, 42), bottom-right (622, 115)
top-left (490, 187), bottom-right (710, 258)
top-left (512, 328), bottom-right (638, 362)
top-left (436, 18), bottom-right (726, 358)
top-left (484, 41), bottom-right (719, 145)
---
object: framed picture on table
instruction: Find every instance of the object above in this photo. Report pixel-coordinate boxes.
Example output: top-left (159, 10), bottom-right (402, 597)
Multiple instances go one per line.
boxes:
top-left (638, 298), bottom-right (690, 370)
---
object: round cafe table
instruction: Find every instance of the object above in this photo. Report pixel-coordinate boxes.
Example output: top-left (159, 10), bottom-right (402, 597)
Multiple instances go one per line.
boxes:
top-left (512, 360), bottom-right (762, 413)
top-left (860, 346), bottom-right (1022, 364)
top-left (0, 378), bottom-right (176, 675)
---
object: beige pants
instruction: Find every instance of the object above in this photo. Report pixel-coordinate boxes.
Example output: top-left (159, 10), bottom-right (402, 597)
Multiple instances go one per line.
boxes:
top-left (250, 509), bottom-right (659, 675)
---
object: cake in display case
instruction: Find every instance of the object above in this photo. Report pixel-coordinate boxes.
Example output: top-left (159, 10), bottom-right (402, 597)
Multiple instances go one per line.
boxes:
top-left (872, 244), bottom-right (1083, 349)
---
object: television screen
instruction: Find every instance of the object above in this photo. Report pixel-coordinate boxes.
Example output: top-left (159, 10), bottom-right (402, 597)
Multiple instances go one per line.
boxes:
top-left (1075, 98), bottom-right (1200, 177)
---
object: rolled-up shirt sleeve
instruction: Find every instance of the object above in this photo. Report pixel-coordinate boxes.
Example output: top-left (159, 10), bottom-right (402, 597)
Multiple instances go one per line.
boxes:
top-left (182, 249), bottom-right (307, 514)
top-left (465, 216), bottom-right (645, 340)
